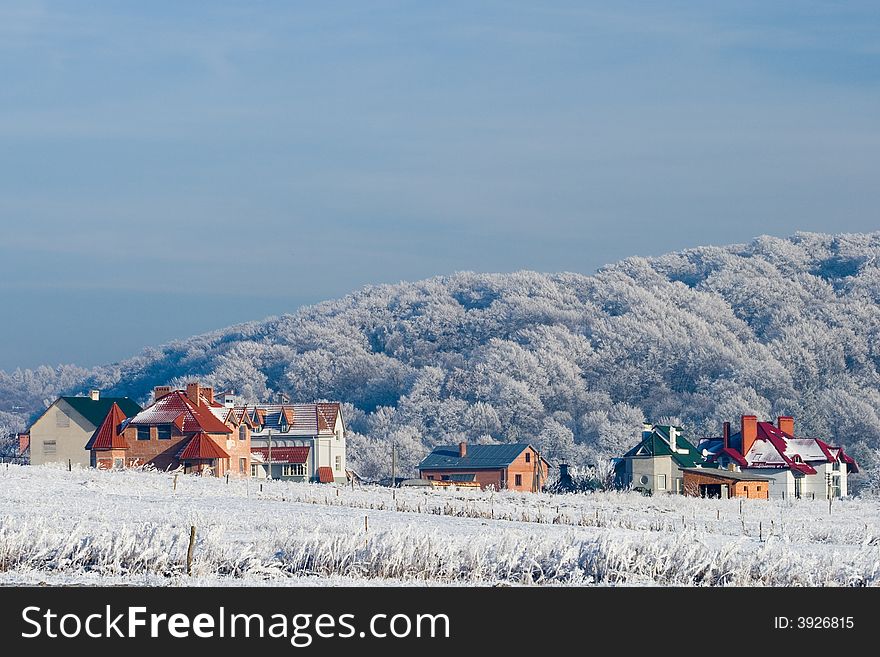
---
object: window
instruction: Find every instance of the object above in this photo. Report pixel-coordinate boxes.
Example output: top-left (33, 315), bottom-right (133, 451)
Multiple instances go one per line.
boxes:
top-left (55, 411), bottom-right (69, 428)
top-left (832, 460), bottom-right (840, 472)
top-left (157, 425), bottom-right (172, 440)
top-left (113, 458), bottom-right (124, 469)
top-left (239, 458), bottom-right (246, 474)
top-left (136, 426), bottom-right (150, 441)
top-left (794, 477), bottom-right (802, 499)
top-left (281, 464), bottom-right (305, 477)
top-left (514, 474), bottom-right (523, 486)
top-left (657, 474), bottom-right (667, 490)
top-left (250, 465), bottom-right (259, 478)
top-left (525, 452), bottom-right (531, 463)
top-left (239, 426), bottom-right (247, 441)
top-left (743, 486), bottom-right (749, 494)
top-left (43, 440), bottom-right (56, 455)
top-left (335, 455), bottom-right (342, 471)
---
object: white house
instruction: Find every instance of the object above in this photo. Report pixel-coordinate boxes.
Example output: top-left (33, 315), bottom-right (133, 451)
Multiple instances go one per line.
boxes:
top-left (698, 415), bottom-right (858, 500)
top-left (228, 402), bottom-right (346, 483)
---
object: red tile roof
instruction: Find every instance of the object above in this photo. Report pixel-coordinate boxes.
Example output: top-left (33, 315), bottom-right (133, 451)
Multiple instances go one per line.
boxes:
top-left (128, 390), bottom-right (232, 435)
top-left (317, 466), bottom-right (335, 483)
top-left (706, 419), bottom-right (857, 474)
top-left (251, 446), bottom-right (309, 464)
top-left (178, 432), bottom-right (230, 460)
top-left (86, 402), bottom-right (129, 450)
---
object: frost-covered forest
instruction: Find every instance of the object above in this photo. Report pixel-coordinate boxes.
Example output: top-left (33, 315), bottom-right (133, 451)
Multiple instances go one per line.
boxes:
top-left (3, 232), bottom-right (880, 492)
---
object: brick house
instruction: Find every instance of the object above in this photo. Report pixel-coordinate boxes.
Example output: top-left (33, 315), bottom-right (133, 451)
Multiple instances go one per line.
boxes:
top-left (27, 390), bottom-right (142, 467)
top-left (697, 416), bottom-right (859, 500)
top-left (418, 442), bottom-right (550, 492)
top-left (87, 382), bottom-right (251, 478)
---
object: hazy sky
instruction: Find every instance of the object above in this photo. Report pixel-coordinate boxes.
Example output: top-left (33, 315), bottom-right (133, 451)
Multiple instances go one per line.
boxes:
top-left (2, 1), bottom-right (879, 370)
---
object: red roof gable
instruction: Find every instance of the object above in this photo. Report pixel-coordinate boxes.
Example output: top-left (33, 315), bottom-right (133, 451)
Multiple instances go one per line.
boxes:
top-left (251, 446), bottom-right (309, 464)
top-left (178, 432), bottom-right (230, 460)
top-left (317, 466), bottom-right (334, 483)
top-left (128, 390), bottom-right (232, 435)
top-left (86, 402), bottom-right (129, 451)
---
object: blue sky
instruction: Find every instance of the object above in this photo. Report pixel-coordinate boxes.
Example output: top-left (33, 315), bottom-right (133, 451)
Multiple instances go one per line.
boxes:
top-left (2, 1), bottom-right (879, 370)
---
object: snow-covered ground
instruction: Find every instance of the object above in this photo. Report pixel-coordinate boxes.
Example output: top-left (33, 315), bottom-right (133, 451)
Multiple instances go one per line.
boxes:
top-left (1, 464), bottom-right (878, 586)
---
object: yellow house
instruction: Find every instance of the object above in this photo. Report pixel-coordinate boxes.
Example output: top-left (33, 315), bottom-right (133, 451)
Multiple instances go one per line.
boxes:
top-left (27, 390), bottom-right (142, 467)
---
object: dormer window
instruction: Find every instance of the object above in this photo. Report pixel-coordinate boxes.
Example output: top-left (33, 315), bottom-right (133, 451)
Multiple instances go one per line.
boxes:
top-left (280, 421), bottom-right (289, 433)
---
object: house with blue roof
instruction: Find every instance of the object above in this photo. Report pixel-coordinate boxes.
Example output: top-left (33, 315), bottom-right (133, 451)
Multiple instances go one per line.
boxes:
top-left (418, 441), bottom-right (550, 492)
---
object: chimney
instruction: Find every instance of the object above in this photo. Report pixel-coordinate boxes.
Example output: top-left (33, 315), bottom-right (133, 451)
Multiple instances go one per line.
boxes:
top-left (18, 433), bottom-right (29, 455)
top-left (203, 387), bottom-right (214, 405)
top-left (458, 441), bottom-right (467, 458)
top-left (153, 386), bottom-right (172, 402)
top-left (741, 415), bottom-right (758, 457)
top-left (89, 389), bottom-right (100, 401)
top-left (668, 426), bottom-right (677, 451)
top-left (223, 392), bottom-right (236, 408)
top-left (186, 382), bottom-right (201, 406)
top-left (777, 416), bottom-right (794, 436)
top-left (722, 422), bottom-right (730, 449)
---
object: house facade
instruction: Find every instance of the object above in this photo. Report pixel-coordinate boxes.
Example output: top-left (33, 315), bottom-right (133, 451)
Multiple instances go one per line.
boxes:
top-left (418, 442), bottom-right (550, 492)
top-left (27, 390), bottom-right (142, 467)
top-left (681, 467), bottom-right (770, 499)
top-left (698, 416), bottom-right (859, 500)
top-left (615, 424), bottom-right (703, 494)
top-left (240, 402), bottom-right (346, 483)
top-left (87, 382), bottom-right (251, 478)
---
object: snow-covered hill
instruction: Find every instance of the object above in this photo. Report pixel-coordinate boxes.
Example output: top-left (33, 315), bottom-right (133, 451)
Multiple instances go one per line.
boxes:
top-left (1, 465), bottom-right (878, 586)
top-left (3, 232), bottom-right (880, 489)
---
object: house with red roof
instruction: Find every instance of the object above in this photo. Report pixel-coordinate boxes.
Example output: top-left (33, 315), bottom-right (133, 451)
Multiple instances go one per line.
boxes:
top-left (87, 382), bottom-right (251, 478)
top-left (697, 415), bottom-right (858, 500)
top-left (240, 402), bottom-right (346, 483)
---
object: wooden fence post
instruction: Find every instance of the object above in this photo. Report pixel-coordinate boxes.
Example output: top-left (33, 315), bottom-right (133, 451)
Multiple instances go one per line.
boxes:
top-left (186, 526), bottom-right (196, 576)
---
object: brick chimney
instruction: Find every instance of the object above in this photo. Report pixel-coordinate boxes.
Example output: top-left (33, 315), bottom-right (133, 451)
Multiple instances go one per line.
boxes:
top-left (153, 386), bottom-right (172, 402)
top-left (777, 416), bottom-right (794, 436)
top-left (186, 382), bottom-right (201, 406)
top-left (458, 441), bottom-right (467, 458)
top-left (203, 387), bottom-right (214, 405)
top-left (89, 389), bottom-right (100, 401)
top-left (741, 415), bottom-right (758, 457)
top-left (722, 421), bottom-right (730, 449)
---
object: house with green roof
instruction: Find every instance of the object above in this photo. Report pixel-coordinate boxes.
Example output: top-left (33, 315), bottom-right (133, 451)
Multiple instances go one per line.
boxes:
top-left (26, 390), bottom-right (142, 468)
top-left (614, 423), bottom-right (706, 494)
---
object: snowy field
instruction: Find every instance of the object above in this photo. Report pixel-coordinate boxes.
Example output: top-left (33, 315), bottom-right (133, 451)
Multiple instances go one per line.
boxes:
top-left (1, 464), bottom-right (879, 586)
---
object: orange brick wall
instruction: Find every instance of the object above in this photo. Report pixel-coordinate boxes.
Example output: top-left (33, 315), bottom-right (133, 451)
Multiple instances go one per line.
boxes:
top-left (505, 447), bottom-right (549, 492)
top-left (683, 471), bottom-right (769, 499)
